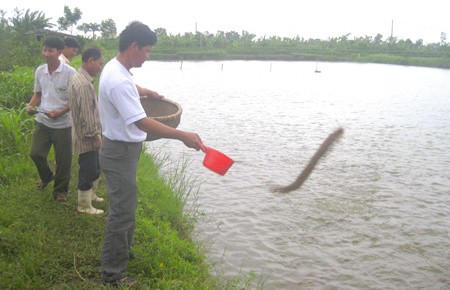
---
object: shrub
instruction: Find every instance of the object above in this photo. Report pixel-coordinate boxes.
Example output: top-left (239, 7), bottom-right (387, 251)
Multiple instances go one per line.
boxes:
top-left (0, 105), bottom-right (34, 184)
top-left (0, 66), bottom-right (35, 109)
top-left (0, 30), bottom-right (42, 71)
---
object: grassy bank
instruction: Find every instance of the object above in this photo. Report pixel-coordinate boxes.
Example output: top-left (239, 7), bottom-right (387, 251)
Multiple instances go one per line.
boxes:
top-left (0, 76), bottom-right (258, 288)
top-left (0, 138), bottom-right (256, 289)
top-left (147, 50), bottom-right (450, 69)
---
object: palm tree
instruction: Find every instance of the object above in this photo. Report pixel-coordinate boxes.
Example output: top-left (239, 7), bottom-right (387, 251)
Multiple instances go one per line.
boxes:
top-left (10, 8), bottom-right (54, 34)
top-left (78, 22), bottom-right (101, 39)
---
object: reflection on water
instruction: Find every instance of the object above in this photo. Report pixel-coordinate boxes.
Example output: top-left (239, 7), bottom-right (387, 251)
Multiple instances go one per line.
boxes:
top-left (133, 61), bottom-right (450, 289)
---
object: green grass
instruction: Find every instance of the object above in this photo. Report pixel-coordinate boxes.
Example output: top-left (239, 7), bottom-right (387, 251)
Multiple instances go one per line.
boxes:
top-left (0, 106), bottom-right (35, 185)
top-left (0, 107), bottom-right (261, 289)
top-left (0, 66), bottom-right (35, 108)
top-left (0, 154), bottom-right (260, 289)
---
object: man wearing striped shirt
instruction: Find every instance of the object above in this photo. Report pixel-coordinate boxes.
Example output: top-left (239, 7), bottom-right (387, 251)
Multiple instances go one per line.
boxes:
top-left (69, 48), bottom-right (104, 215)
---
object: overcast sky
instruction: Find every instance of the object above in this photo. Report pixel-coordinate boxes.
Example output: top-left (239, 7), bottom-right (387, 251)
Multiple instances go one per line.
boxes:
top-left (2, 0), bottom-right (448, 43)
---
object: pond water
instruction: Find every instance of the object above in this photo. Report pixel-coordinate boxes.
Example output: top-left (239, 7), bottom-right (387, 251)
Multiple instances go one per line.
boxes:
top-left (133, 60), bottom-right (450, 290)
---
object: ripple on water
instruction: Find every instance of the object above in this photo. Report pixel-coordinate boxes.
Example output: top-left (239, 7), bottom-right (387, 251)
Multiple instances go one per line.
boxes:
top-left (138, 62), bottom-right (450, 290)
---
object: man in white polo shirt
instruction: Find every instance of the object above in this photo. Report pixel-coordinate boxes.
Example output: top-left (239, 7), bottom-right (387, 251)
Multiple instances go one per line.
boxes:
top-left (98, 21), bottom-right (204, 287)
top-left (27, 36), bottom-right (75, 202)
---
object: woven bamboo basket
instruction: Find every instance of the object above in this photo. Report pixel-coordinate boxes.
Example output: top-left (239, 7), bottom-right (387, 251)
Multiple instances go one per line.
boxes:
top-left (140, 97), bottom-right (182, 141)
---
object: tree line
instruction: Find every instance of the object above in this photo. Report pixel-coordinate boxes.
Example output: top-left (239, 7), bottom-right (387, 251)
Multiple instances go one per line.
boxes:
top-left (1, 6), bottom-right (449, 70)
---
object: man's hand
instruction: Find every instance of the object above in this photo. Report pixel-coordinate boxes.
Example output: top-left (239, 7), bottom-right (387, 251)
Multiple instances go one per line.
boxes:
top-left (136, 85), bottom-right (164, 100)
top-left (47, 104), bottom-right (70, 119)
top-left (146, 89), bottom-right (164, 100)
top-left (180, 131), bottom-right (204, 151)
top-left (93, 136), bottom-right (102, 150)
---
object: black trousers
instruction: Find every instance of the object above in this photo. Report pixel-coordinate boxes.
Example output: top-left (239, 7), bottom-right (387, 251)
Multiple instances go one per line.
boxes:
top-left (78, 150), bottom-right (101, 191)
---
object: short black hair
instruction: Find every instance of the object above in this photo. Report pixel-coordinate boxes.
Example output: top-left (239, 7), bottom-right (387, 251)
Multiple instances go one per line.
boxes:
top-left (81, 48), bottom-right (102, 63)
top-left (64, 36), bottom-right (81, 49)
top-left (44, 36), bottom-right (64, 50)
top-left (119, 21), bottom-right (157, 52)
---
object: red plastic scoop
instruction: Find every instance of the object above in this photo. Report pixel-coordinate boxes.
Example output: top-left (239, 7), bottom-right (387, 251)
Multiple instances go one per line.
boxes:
top-left (202, 145), bottom-right (234, 176)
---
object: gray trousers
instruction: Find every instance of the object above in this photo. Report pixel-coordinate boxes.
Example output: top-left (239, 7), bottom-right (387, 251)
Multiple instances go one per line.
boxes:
top-left (30, 122), bottom-right (72, 196)
top-left (99, 137), bottom-right (142, 282)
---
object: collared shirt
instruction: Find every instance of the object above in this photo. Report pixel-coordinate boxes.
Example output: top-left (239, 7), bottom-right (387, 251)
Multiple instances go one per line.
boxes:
top-left (59, 54), bottom-right (70, 65)
top-left (69, 67), bottom-right (102, 155)
top-left (34, 62), bottom-right (75, 129)
top-left (98, 58), bottom-right (147, 142)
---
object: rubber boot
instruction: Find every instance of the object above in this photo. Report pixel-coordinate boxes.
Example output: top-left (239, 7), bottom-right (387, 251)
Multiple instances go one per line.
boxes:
top-left (91, 178), bottom-right (104, 202)
top-left (77, 189), bottom-right (104, 215)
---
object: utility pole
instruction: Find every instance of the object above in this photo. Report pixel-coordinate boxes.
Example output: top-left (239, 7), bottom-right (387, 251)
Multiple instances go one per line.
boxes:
top-left (390, 19), bottom-right (394, 39)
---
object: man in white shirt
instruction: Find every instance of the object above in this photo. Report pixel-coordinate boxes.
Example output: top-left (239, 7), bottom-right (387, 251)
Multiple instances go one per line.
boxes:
top-left (27, 36), bottom-right (75, 202)
top-left (98, 21), bottom-right (204, 287)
